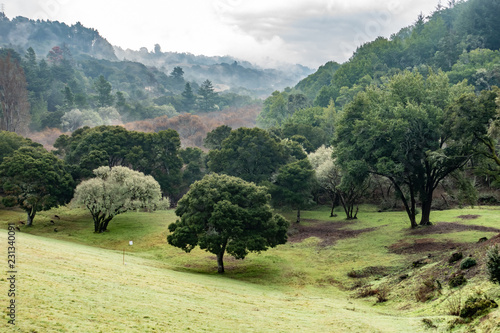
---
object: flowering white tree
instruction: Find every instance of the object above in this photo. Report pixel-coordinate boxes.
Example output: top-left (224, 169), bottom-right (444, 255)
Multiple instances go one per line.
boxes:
top-left (74, 166), bottom-right (163, 233)
top-left (308, 146), bottom-right (340, 217)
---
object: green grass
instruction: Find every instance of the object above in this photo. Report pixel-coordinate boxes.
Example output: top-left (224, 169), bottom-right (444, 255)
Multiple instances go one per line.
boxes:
top-left (1, 205), bottom-right (500, 332)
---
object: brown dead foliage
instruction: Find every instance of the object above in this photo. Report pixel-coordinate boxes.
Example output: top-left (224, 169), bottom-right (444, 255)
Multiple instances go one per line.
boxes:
top-left (124, 105), bottom-right (261, 148)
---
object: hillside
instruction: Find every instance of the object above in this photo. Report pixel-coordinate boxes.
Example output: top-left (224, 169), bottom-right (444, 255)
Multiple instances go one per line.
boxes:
top-left (115, 47), bottom-right (313, 97)
top-left (1, 205), bottom-right (500, 332)
top-left (291, 0), bottom-right (500, 107)
top-left (0, 13), bottom-right (313, 98)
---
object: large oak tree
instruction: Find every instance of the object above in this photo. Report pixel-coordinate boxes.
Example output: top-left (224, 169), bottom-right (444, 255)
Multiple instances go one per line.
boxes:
top-left (334, 70), bottom-right (478, 228)
top-left (168, 173), bottom-right (289, 273)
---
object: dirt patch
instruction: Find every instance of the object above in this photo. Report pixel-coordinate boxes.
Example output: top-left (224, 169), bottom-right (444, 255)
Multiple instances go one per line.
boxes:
top-left (457, 214), bottom-right (481, 220)
top-left (389, 238), bottom-right (468, 255)
top-left (406, 222), bottom-right (500, 236)
top-left (288, 219), bottom-right (379, 246)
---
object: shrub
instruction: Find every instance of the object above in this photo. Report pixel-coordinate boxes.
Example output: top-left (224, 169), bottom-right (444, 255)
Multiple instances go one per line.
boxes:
top-left (477, 192), bottom-right (500, 205)
top-left (415, 278), bottom-right (437, 302)
top-left (356, 286), bottom-right (377, 298)
top-left (460, 257), bottom-right (477, 270)
top-left (376, 287), bottom-right (389, 303)
top-left (459, 295), bottom-right (498, 318)
top-left (448, 252), bottom-right (463, 264)
top-left (449, 273), bottom-right (467, 288)
top-left (446, 292), bottom-right (462, 316)
top-left (486, 245), bottom-right (500, 284)
top-left (422, 318), bottom-right (437, 329)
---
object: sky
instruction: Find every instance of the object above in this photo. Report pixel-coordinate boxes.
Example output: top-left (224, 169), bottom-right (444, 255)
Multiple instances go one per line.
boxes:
top-left (3, 0), bottom-right (440, 68)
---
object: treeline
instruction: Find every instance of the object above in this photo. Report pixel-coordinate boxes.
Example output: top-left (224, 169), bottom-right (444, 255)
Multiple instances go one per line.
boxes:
top-left (1, 72), bottom-right (499, 230)
top-left (0, 123), bottom-right (314, 227)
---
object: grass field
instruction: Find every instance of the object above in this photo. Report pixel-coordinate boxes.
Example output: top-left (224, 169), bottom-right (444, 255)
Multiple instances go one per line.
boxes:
top-left (1, 205), bottom-right (500, 332)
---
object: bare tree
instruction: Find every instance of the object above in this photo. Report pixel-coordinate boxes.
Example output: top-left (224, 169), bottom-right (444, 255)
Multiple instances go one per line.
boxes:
top-left (0, 52), bottom-right (30, 133)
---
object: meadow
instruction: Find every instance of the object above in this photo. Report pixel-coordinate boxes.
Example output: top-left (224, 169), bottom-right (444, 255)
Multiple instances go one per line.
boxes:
top-left (1, 205), bottom-right (500, 332)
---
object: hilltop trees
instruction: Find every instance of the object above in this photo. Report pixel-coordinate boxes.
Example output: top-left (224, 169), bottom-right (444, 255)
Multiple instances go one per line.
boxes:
top-left (197, 79), bottom-right (218, 112)
top-left (168, 173), bottom-right (289, 273)
top-left (93, 75), bottom-right (114, 107)
top-left (74, 166), bottom-right (162, 233)
top-left (0, 146), bottom-right (74, 226)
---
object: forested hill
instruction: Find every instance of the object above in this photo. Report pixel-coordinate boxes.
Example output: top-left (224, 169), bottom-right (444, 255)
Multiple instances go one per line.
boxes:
top-left (0, 13), bottom-right (117, 60)
top-left (291, 0), bottom-right (500, 108)
top-left (114, 47), bottom-right (313, 96)
top-left (0, 13), bottom-right (312, 97)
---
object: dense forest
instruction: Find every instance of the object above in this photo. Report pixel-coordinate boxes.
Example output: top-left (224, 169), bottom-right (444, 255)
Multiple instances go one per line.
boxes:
top-left (1, 0), bottom-right (500, 227)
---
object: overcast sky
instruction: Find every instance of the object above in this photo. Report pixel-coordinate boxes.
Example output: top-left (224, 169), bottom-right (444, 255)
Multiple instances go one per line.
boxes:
top-left (4, 0), bottom-right (440, 68)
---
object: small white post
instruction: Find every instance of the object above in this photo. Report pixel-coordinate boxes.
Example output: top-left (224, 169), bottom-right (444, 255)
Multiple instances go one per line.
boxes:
top-left (124, 241), bottom-right (133, 265)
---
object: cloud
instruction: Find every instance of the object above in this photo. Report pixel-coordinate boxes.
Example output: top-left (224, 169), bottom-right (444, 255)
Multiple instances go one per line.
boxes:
top-left (3, 0), bottom-right (440, 68)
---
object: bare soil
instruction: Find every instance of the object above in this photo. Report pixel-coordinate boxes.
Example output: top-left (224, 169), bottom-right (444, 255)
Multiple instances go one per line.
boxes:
top-left (288, 219), bottom-right (379, 246)
top-left (406, 222), bottom-right (500, 236)
top-left (388, 238), bottom-right (468, 255)
top-left (456, 214), bottom-right (481, 219)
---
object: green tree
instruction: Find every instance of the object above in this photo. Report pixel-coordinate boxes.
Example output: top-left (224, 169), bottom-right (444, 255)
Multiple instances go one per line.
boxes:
top-left (73, 166), bottom-right (162, 233)
top-left (197, 79), bottom-right (218, 112)
top-left (55, 126), bottom-right (183, 198)
top-left (257, 91), bottom-right (289, 128)
top-left (449, 87), bottom-right (499, 180)
top-left (181, 82), bottom-right (196, 111)
top-left (334, 70), bottom-right (475, 228)
top-left (93, 75), bottom-right (114, 107)
top-left (170, 67), bottom-right (184, 80)
top-left (179, 147), bottom-right (206, 194)
top-left (0, 146), bottom-right (74, 226)
top-left (167, 173), bottom-right (289, 273)
top-left (203, 125), bottom-right (232, 150)
top-left (0, 130), bottom-right (41, 162)
top-left (208, 127), bottom-right (288, 184)
top-left (269, 159), bottom-right (316, 223)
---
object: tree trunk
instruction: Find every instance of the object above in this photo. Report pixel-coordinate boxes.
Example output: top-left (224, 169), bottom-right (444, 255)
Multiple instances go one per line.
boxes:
top-left (420, 193), bottom-right (433, 226)
top-left (101, 216), bottom-right (113, 232)
top-left (329, 192), bottom-right (337, 217)
top-left (392, 180), bottom-right (418, 228)
top-left (296, 208), bottom-right (301, 223)
top-left (330, 201), bottom-right (336, 217)
top-left (26, 209), bottom-right (36, 226)
top-left (217, 241), bottom-right (227, 274)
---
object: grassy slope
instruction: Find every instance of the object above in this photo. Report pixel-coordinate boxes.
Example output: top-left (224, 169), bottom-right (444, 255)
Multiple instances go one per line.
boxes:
top-left (0, 205), bottom-right (499, 332)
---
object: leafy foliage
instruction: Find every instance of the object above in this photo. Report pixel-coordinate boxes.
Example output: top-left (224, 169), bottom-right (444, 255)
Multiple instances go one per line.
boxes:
top-left (486, 245), bottom-right (500, 284)
top-left (54, 125), bottom-right (183, 198)
top-left (208, 127), bottom-right (288, 184)
top-left (167, 173), bottom-right (289, 273)
top-left (333, 70), bottom-right (478, 227)
top-left (269, 159), bottom-right (316, 223)
top-left (0, 146), bottom-right (74, 225)
top-left (73, 166), bottom-right (162, 233)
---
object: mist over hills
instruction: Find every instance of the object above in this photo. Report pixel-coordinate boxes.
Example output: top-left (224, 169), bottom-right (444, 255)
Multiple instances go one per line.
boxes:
top-left (0, 13), bottom-right (313, 97)
top-left (114, 46), bottom-right (313, 96)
